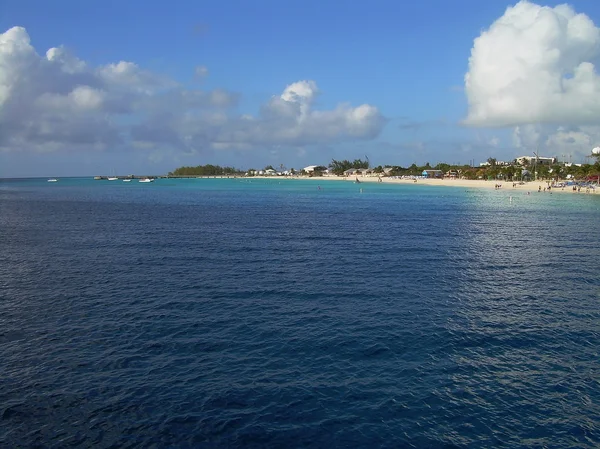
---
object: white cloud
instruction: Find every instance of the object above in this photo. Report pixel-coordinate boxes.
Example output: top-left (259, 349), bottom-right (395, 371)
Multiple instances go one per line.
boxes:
top-left (36, 86), bottom-right (105, 111)
top-left (97, 61), bottom-right (169, 94)
top-left (511, 123), bottom-right (600, 161)
top-left (464, 1), bottom-right (600, 127)
top-left (46, 46), bottom-right (86, 74)
top-left (546, 127), bottom-right (592, 148)
top-left (280, 80), bottom-right (317, 105)
top-left (195, 65), bottom-right (209, 79)
top-left (0, 26), bottom-right (385, 154)
top-left (512, 124), bottom-right (542, 149)
top-left (545, 125), bottom-right (600, 158)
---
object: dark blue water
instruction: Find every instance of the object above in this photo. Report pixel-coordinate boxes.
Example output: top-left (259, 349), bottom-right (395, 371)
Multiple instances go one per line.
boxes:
top-left (1, 178), bottom-right (600, 448)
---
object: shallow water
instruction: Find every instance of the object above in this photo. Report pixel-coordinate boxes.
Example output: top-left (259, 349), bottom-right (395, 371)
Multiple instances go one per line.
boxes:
top-left (1, 178), bottom-right (599, 448)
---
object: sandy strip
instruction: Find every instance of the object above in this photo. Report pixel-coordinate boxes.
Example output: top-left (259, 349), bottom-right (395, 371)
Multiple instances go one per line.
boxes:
top-left (254, 175), bottom-right (599, 194)
top-left (350, 176), bottom-right (597, 194)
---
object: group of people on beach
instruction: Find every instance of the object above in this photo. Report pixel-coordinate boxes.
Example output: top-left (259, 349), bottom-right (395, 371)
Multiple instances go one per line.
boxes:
top-left (573, 185), bottom-right (595, 193)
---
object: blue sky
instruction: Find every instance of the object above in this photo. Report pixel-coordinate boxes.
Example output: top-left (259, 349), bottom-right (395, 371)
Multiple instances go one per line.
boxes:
top-left (1, 0), bottom-right (600, 177)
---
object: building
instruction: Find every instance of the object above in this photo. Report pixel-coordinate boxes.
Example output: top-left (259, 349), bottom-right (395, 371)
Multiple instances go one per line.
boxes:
top-left (422, 169), bottom-right (443, 178)
top-left (344, 168), bottom-right (372, 176)
top-left (480, 160), bottom-right (510, 167)
top-left (516, 156), bottom-right (556, 166)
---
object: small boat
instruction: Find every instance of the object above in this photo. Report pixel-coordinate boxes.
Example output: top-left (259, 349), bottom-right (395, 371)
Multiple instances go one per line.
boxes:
top-left (107, 177), bottom-right (118, 181)
top-left (138, 178), bottom-right (154, 183)
top-left (47, 178), bottom-right (58, 182)
top-left (122, 179), bottom-right (131, 182)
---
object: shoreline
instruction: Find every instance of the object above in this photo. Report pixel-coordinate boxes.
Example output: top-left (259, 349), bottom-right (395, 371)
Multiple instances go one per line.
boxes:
top-left (11, 175), bottom-right (597, 195)
top-left (251, 175), bottom-right (599, 194)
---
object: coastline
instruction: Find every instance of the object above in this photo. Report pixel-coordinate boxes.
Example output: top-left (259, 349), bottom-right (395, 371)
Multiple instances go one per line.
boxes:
top-left (252, 175), bottom-right (599, 194)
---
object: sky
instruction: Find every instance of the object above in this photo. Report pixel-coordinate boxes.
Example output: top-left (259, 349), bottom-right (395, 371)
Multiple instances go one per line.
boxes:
top-left (2, 0), bottom-right (600, 177)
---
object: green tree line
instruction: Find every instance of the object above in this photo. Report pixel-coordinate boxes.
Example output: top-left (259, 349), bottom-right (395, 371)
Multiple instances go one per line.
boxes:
top-left (169, 165), bottom-right (242, 176)
top-left (340, 160), bottom-right (600, 181)
top-left (169, 158), bottom-right (599, 180)
top-left (477, 159), bottom-right (600, 181)
top-left (328, 158), bottom-right (370, 175)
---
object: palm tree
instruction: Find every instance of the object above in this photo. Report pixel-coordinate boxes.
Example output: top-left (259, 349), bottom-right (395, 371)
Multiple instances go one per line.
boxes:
top-left (538, 165), bottom-right (550, 180)
top-left (550, 164), bottom-right (563, 182)
top-left (502, 165), bottom-right (515, 181)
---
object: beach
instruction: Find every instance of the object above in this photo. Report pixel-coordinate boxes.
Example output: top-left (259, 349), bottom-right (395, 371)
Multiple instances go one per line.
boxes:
top-left (358, 175), bottom-right (599, 193)
top-left (254, 174), bottom-right (599, 194)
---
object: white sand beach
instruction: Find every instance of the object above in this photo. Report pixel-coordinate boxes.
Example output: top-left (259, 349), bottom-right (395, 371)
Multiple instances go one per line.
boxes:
top-left (256, 175), bottom-right (599, 194)
top-left (345, 175), bottom-right (598, 194)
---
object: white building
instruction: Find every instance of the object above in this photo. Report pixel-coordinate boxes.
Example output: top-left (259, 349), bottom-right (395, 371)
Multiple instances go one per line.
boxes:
top-left (516, 156), bottom-right (556, 166)
top-left (303, 165), bottom-right (319, 173)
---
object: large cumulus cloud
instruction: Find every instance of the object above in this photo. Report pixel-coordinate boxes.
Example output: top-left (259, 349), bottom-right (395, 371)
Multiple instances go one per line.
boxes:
top-left (464, 1), bottom-right (600, 127)
top-left (0, 27), bottom-right (385, 153)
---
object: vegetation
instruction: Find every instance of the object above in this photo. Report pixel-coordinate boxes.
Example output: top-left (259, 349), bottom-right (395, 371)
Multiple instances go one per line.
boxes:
top-left (169, 165), bottom-right (242, 176)
top-left (169, 156), bottom-right (600, 182)
top-left (306, 166), bottom-right (328, 177)
top-left (328, 158), bottom-right (370, 175)
top-left (366, 160), bottom-right (599, 182)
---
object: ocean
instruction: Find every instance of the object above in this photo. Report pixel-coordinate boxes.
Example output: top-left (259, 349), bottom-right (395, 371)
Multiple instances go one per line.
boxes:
top-left (1, 177), bottom-right (599, 448)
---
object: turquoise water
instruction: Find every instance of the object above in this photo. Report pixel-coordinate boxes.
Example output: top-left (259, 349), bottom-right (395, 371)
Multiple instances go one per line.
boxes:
top-left (1, 177), bottom-right (599, 448)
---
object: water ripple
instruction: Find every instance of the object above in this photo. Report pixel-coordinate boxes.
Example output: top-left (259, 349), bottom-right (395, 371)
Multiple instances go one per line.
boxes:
top-left (1, 179), bottom-right (599, 447)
